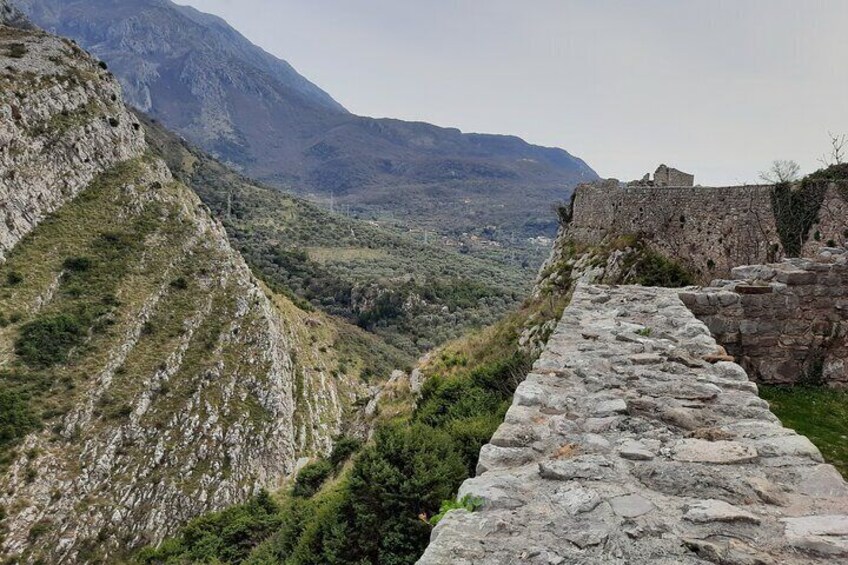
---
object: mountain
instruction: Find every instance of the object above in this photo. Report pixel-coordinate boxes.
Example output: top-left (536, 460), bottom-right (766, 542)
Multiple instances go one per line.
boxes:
top-left (0, 10), bottom-right (392, 562)
top-left (14, 0), bottom-right (598, 241)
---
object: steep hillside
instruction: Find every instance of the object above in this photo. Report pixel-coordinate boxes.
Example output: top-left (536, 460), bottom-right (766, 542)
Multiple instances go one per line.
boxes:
top-left (14, 0), bottom-right (598, 242)
top-left (140, 114), bottom-right (532, 355)
top-left (0, 14), bottom-right (371, 563)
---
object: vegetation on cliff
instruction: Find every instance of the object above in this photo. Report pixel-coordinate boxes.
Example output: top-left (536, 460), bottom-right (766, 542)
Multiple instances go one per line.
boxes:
top-left (771, 163), bottom-right (848, 256)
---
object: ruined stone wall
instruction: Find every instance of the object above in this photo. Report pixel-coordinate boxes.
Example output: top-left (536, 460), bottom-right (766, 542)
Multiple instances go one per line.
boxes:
top-left (565, 182), bottom-right (847, 281)
top-left (419, 284), bottom-right (848, 564)
top-left (655, 165), bottom-right (694, 187)
top-left (682, 250), bottom-right (848, 387)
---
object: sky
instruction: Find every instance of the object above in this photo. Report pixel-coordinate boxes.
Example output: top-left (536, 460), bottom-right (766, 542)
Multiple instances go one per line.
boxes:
top-left (179, 0), bottom-right (848, 185)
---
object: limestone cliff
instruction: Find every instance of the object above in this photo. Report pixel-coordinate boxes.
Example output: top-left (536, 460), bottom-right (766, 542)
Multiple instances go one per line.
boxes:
top-left (0, 17), bottom-right (360, 563)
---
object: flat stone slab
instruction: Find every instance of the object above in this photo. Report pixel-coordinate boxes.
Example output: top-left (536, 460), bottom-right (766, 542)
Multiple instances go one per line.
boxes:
top-left (593, 398), bottom-right (627, 416)
top-left (419, 285), bottom-right (848, 565)
top-left (672, 438), bottom-right (759, 464)
top-left (609, 494), bottom-right (654, 518)
top-left (684, 499), bottom-right (760, 524)
top-left (783, 515), bottom-right (848, 556)
top-left (618, 440), bottom-right (654, 461)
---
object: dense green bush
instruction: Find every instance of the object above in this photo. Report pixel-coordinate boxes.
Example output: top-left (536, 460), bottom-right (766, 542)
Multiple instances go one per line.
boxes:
top-left (292, 461), bottom-right (333, 499)
top-left (343, 423), bottom-right (467, 564)
top-left (770, 181), bottom-right (828, 257)
top-left (6, 271), bottom-right (23, 286)
top-left (328, 436), bottom-right (362, 468)
top-left (137, 491), bottom-right (282, 565)
top-left (62, 256), bottom-right (93, 272)
top-left (15, 313), bottom-right (86, 368)
top-left (0, 388), bottom-right (40, 450)
top-left (627, 249), bottom-right (694, 288)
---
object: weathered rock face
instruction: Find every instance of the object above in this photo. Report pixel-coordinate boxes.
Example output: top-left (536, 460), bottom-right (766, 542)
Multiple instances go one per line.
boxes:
top-left (0, 18), bottom-right (359, 564)
top-left (564, 181), bottom-right (847, 281)
top-left (0, 0), bottom-right (32, 28)
top-left (0, 25), bottom-right (146, 260)
top-left (683, 249), bottom-right (848, 386)
top-left (419, 285), bottom-right (848, 564)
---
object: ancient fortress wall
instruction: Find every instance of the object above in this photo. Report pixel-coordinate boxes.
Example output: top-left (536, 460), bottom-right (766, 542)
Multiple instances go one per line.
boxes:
top-left (683, 249), bottom-right (848, 387)
top-left (419, 284), bottom-right (848, 564)
top-left (565, 182), bottom-right (846, 281)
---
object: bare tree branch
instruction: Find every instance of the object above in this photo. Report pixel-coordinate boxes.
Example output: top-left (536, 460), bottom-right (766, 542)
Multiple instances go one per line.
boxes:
top-left (759, 160), bottom-right (800, 184)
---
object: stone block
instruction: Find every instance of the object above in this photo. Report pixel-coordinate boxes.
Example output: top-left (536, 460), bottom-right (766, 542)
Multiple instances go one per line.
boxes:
top-left (684, 499), bottom-right (760, 524)
top-left (776, 270), bottom-right (817, 285)
top-left (735, 285), bottom-right (773, 295)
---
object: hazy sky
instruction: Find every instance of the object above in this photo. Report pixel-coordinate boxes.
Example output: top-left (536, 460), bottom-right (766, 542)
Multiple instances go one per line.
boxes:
top-left (180, 0), bottom-right (848, 184)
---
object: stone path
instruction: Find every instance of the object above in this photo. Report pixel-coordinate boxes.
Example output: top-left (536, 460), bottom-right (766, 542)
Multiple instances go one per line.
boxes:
top-left (418, 284), bottom-right (848, 564)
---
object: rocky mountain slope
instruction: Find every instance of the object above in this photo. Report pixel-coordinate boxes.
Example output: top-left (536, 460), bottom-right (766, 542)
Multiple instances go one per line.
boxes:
top-left (14, 0), bottom-right (598, 242)
top-left (0, 11), bottom-right (366, 563)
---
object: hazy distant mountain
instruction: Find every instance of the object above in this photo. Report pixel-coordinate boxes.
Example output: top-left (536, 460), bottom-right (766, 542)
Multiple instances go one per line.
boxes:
top-left (16, 0), bottom-right (598, 237)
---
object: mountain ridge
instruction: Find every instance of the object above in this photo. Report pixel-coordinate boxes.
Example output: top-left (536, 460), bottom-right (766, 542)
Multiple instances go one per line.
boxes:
top-left (14, 0), bottom-right (598, 241)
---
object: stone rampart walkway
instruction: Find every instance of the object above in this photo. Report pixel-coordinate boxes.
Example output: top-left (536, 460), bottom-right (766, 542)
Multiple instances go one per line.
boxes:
top-left (419, 284), bottom-right (848, 564)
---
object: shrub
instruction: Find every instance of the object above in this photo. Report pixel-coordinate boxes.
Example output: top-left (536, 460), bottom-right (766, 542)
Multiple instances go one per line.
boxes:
top-left (6, 271), bottom-right (23, 286)
top-left (0, 389), bottom-right (40, 449)
top-left (292, 460), bottom-right (333, 498)
top-left (7, 43), bottom-right (27, 59)
top-left (137, 491), bottom-right (281, 565)
top-left (628, 250), bottom-right (694, 288)
top-left (170, 277), bottom-right (189, 290)
top-left (28, 520), bottom-right (51, 542)
top-left (328, 436), bottom-right (362, 469)
top-left (15, 313), bottom-right (86, 368)
top-left (62, 256), bottom-right (93, 272)
top-left (770, 181), bottom-right (828, 257)
top-left (428, 494), bottom-right (483, 526)
top-left (345, 423), bottom-right (467, 562)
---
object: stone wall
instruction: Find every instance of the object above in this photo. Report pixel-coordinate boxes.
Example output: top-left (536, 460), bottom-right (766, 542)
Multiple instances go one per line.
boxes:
top-left (682, 250), bottom-right (848, 387)
top-left (565, 181), bottom-right (847, 281)
top-left (654, 164), bottom-right (694, 187)
top-left (419, 284), bottom-right (848, 564)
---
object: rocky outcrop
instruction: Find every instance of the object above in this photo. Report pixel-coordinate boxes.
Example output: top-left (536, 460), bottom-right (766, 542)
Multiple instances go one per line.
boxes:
top-left (0, 17), bottom-right (360, 564)
top-left (683, 248), bottom-right (848, 386)
top-left (0, 0), bottom-right (32, 28)
top-left (0, 24), bottom-right (145, 260)
top-left (420, 284), bottom-right (848, 564)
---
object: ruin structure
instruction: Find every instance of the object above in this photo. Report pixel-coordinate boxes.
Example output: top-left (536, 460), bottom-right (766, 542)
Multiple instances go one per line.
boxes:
top-left (683, 249), bottom-right (848, 387)
top-left (629, 164), bottom-right (695, 187)
top-left (565, 179), bottom-right (847, 281)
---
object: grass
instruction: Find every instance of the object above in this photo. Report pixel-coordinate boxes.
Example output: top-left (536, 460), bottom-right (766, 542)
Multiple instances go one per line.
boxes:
top-left (0, 159), bottom-right (164, 467)
top-left (760, 386), bottom-right (848, 478)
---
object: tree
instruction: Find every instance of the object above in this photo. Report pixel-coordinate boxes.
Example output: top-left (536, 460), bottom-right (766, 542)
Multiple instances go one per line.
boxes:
top-left (759, 160), bottom-right (800, 184)
top-left (819, 131), bottom-right (846, 168)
